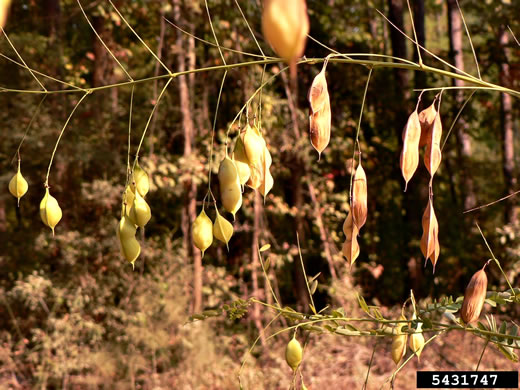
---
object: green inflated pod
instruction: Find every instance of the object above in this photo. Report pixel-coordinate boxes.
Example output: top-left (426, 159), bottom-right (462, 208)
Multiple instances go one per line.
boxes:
top-left (40, 188), bottom-right (62, 235)
top-left (122, 185), bottom-right (135, 218)
top-left (131, 162), bottom-right (149, 197)
top-left (118, 215), bottom-right (137, 240)
top-left (391, 315), bottom-right (407, 365)
top-left (192, 209), bottom-right (213, 257)
top-left (213, 209), bottom-right (233, 249)
top-left (9, 164), bottom-right (28, 206)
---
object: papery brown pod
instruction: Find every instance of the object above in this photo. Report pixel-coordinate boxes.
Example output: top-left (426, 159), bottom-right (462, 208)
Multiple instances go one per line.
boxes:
top-left (420, 198), bottom-right (440, 271)
top-left (342, 235), bottom-right (360, 266)
top-left (424, 112), bottom-right (443, 177)
top-left (308, 63), bottom-right (331, 158)
top-left (352, 162), bottom-right (367, 230)
top-left (461, 265), bottom-right (488, 324)
top-left (400, 110), bottom-right (421, 191)
top-left (342, 212), bottom-right (357, 241)
top-left (418, 102), bottom-right (437, 148)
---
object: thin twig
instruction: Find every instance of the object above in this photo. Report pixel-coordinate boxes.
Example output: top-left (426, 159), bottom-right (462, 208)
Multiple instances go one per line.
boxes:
top-left (441, 90), bottom-right (476, 151)
top-left (11, 95), bottom-right (47, 164)
top-left (77, 0), bottom-right (132, 81)
top-left (455, 0), bottom-right (481, 79)
top-left (296, 233), bottom-right (316, 314)
top-left (205, 0), bottom-right (226, 65)
top-left (0, 27), bottom-right (46, 91)
top-left (108, 0), bottom-right (171, 74)
top-left (475, 339), bottom-right (489, 371)
top-left (406, 0), bottom-right (422, 65)
top-left (464, 189), bottom-right (520, 214)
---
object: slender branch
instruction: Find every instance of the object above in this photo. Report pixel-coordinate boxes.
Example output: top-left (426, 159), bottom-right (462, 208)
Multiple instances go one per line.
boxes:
top-left (406, 0), bottom-right (422, 65)
top-left (296, 233), bottom-right (316, 313)
top-left (233, 0), bottom-right (265, 58)
top-left (0, 53), bottom-right (83, 90)
top-left (45, 92), bottom-right (91, 185)
top-left (464, 189), bottom-right (520, 214)
top-left (205, 0), bottom-right (226, 65)
top-left (108, 0), bottom-right (171, 74)
top-left (1, 27), bottom-right (46, 91)
top-left (456, 0), bottom-right (481, 80)
top-left (441, 90), bottom-right (476, 151)
top-left (77, 0), bottom-right (133, 81)
top-left (475, 339), bottom-right (489, 371)
top-left (12, 95), bottom-right (47, 164)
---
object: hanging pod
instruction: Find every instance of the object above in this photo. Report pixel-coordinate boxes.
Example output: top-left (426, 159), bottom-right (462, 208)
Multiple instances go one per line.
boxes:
top-left (460, 265), bottom-right (488, 324)
top-left (243, 125), bottom-right (266, 167)
top-left (308, 61), bottom-right (331, 158)
top-left (391, 315), bottom-right (408, 365)
top-left (118, 215), bottom-right (137, 240)
top-left (131, 162), bottom-right (150, 197)
top-left (399, 110), bottom-right (421, 191)
top-left (192, 209), bottom-right (213, 257)
top-left (221, 179), bottom-right (242, 219)
top-left (261, 0), bottom-right (309, 66)
top-left (232, 136), bottom-right (251, 186)
top-left (418, 102), bottom-right (437, 148)
top-left (352, 162), bottom-right (367, 230)
top-left (129, 190), bottom-right (151, 228)
top-left (213, 209), bottom-right (233, 249)
top-left (218, 156), bottom-right (239, 187)
top-left (40, 188), bottom-right (62, 235)
top-left (116, 216), bottom-right (141, 266)
top-left (409, 319), bottom-right (425, 359)
top-left (285, 336), bottom-right (303, 372)
top-left (420, 198), bottom-right (440, 271)
top-left (8, 163), bottom-right (28, 206)
top-left (122, 185), bottom-right (135, 219)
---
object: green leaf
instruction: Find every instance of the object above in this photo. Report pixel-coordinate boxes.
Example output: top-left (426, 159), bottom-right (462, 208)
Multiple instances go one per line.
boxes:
top-left (332, 307), bottom-right (345, 318)
top-left (335, 327), bottom-right (361, 336)
top-left (507, 324), bottom-right (518, 345)
top-left (357, 293), bottom-right (369, 314)
top-left (264, 258), bottom-right (270, 272)
top-left (310, 280), bottom-right (318, 295)
top-left (496, 344), bottom-right (519, 362)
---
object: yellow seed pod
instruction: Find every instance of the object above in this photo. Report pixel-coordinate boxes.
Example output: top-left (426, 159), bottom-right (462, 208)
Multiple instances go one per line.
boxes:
top-left (117, 225), bottom-right (141, 266)
top-left (9, 166), bottom-right (28, 206)
top-left (409, 324), bottom-right (425, 359)
top-left (122, 185), bottom-right (135, 217)
top-left (232, 137), bottom-right (251, 186)
top-left (391, 315), bottom-right (407, 365)
top-left (129, 191), bottom-right (151, 228)
top-left (262, 0), bottom-right (309, 63)
top-left (117, 215), bottom-right (137, 240)
top-left (131, 162), bottom-right (150, 197)
top-left (213, 210), bottom-right (233, 249)
top-left (243, 125), bottom-right (266, 166)
top-left (40, 188), bottom-right (63, 235)
top-left (0, 0), bottom-right (12, 28)
top-left (259, 170), bottom-right (274, 198)
top-left (218, 156), bottom-right (239, 187)
top-left (221, 179), bottom-right (242, 219)
top-left (285, 337), bottom-right (303, 372)
top-left (192, 209), bottom-right (213, 257)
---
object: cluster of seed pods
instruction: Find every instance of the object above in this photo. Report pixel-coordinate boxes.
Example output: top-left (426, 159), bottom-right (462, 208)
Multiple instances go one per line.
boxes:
top-left (117, 162), bottom-right (151, 267)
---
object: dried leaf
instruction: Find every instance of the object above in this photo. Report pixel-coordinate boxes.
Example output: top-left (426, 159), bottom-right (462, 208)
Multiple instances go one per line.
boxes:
top-left (424, 112), bottom-right (443, 176)
top-left (399, 110), bottom-right (421, 191)
top-left (352, 162), bottom-right (367, 230)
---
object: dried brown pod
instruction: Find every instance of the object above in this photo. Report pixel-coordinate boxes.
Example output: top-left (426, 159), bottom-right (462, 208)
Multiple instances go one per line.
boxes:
top-left (342, 212), bottom-right (357, 241)
top-left (420, 198), bottom-right (440, 271)
top-left (418, 102), bottom-right (437, 148)
top-left (308, 63), bottom-right (331, 158)
top-left (424, 112), bottom-right (443, 177)
top-left (399, 110), bottom-right (421, 191)
top-left (461, 265), bottom-right (488, 324)
top-left (342, 234), bottom-right (360, 266)
top-left (352, 162), bottom-right (367, 230)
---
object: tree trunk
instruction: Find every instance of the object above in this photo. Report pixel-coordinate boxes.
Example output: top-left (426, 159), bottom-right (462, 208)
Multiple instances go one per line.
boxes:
top-left (499, 29), bottom-right (517, 224)
top-left (173, 0), bottom-right (202, 313)
top-left (447, 0), bottom-right (477, 211)
top-left (387, 0), bottom-right (409, 101)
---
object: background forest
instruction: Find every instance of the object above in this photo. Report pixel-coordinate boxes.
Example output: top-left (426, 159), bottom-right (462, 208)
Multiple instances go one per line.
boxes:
top-left (1, 0), bottom-right (520, 389)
